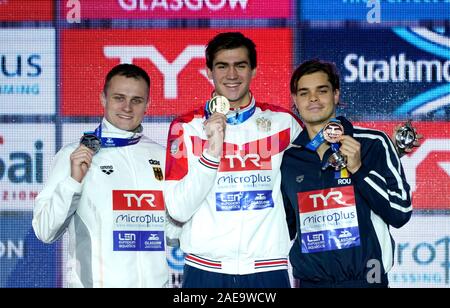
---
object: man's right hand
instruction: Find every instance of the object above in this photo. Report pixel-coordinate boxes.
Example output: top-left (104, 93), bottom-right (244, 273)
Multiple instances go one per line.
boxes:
top-left (70, 144), bottom-right (94, 183)
top-left (204, 113), bottom-right (227, 158)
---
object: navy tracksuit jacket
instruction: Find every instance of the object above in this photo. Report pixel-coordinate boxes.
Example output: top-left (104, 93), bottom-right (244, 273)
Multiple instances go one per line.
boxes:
top-left (281, 116), bottom-right (412, 288)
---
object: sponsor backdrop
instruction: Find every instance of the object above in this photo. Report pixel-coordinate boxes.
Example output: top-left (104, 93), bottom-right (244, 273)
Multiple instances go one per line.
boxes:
top-left (0, 124), bottom-right (55, 211)
top-left (300, 0), bottom-right (450, 21)
top-left (299, 28), bottom-right (450, 121)
top-left (61, 29), bottom-right (292, 116)
top-left (0, 29), bottom-right (55, 115)
top-left (0, 0), bottom-right (54, 21)
top-left (390, 215), bottom-right (450, 288)
top-left (1, 0), bottom-right (449, 288)
top-left (62, 0), bottom-right (291, 19)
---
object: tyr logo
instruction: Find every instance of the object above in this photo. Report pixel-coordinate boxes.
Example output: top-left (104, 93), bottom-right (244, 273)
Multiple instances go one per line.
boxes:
top-left (113, 190), bottom-right (165, 211)
top-left (224, 153), bottom-right (261, 168)
top-left (309, 191), bottom-right (346, 208)
top-left (123, 193), bottom-right (156, 208)
top-left (104, 45), bottom-right (207, 99)
top-left (220, 152), bottom-right (272, 172)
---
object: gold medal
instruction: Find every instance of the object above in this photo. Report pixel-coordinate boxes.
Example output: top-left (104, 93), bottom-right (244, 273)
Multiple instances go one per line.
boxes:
top-left (208, 95), bottom-right (230, 115)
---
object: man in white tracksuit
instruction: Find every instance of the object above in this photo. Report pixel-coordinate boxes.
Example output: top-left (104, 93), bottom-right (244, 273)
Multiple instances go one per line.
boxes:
top-left (164, 32), bottom-right (303, 288)
top-left (33, 64), bottom-right (178, 288)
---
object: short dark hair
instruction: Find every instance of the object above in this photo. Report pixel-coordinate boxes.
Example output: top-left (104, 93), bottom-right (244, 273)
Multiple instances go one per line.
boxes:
top-left (290, 59), bottom-right (340, 94)
top-left (205, 32), bottom-right (257, 70)
top-left (103, 63), bottom-right (150, 95)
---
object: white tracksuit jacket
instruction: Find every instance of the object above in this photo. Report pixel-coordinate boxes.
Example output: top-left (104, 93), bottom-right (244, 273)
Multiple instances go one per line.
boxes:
top-left (33, 119), bottom-right (177, 288)
top-left (164, 99), bottom-right (303, 274)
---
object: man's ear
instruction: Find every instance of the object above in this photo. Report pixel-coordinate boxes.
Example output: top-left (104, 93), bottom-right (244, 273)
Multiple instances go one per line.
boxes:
top-left (206, 67), bottom-right (213, 80)
top-left (145, 98), bottom-right (150, 113)
top-left (334, 89), bottom-right (340, 106)
top-left (291, 93), bottom-right (297, 104)
top-left (251, 67), bottom-right (257, 79)
top-left (100, 93), bottom-right (106, 107)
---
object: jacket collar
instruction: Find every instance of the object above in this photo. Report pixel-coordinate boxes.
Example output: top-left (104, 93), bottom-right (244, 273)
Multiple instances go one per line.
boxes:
top-left (100, 118), bottom-right (144, 139)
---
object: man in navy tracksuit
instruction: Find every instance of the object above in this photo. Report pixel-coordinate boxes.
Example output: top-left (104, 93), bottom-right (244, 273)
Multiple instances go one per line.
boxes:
top-left (281, 59), bottom-right (412, 288)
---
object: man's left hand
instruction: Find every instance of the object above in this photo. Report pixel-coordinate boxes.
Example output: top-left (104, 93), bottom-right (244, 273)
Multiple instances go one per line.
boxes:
top-left (340, 135), bottom-right (362, 174)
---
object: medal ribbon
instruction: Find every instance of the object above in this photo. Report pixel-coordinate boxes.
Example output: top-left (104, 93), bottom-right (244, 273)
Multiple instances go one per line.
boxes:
top-left (205, 96), bottom-right (256, 125)
top-left (90, 124), bottom-right (142, 148)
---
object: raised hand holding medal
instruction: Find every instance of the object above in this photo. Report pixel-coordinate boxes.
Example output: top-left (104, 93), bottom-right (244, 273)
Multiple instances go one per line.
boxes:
top-left (204, 95), bottom-right (229, 157)
top-left (70, 134), bottom-right (98, 183)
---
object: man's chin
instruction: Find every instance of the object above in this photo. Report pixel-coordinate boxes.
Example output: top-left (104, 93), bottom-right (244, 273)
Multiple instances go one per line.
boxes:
top-left (225, 94), bottom-right (246, 105)
top-left (226, 96), bottom-right (240, 102)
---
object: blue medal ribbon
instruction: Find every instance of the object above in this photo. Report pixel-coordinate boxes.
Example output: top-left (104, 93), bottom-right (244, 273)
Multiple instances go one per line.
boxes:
top-left (86, 124), bottom-right (142, 148)
top-left (205, 96), bottom-right (256, 125)
top-left (330, 142), bottom-right (340, 152)
top-left (306, 130), bottom-right (326, 151)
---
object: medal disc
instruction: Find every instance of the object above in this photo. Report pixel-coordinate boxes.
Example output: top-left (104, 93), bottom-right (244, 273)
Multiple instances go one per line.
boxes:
top-left (208, 95), bottom-right (230, 115)
top-left (323, 121), bottom-right (344, 144)
top-left (80, 133), bottom-right (101, 154)
top-left (395, 122), bottom-right (417, 150)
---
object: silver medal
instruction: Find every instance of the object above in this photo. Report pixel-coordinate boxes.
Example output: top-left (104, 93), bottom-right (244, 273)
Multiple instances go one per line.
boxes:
top-left (80, 133), bottom-right (101, 154)
top-left (323, 152), bottom-right (348, 171)
top-left (395, 120), bottom-right (417, 152)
